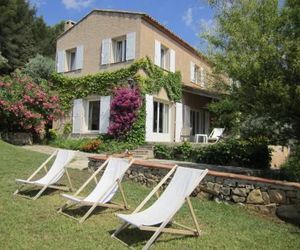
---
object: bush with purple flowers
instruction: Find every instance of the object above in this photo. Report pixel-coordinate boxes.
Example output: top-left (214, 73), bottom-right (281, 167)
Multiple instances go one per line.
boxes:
top-left (108, 86), bottom-right (142, 138)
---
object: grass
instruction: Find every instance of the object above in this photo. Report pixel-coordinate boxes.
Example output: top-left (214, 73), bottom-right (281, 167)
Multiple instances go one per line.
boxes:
top-left (0, 140), bottom-right (300, 249)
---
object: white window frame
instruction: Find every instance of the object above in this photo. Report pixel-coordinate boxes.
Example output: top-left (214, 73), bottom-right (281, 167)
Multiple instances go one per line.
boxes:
top-left (194, 65), bottom-right (200, 85)
top-left (113, 36), bottom-right (127, 63)
top-left (66, 48), bottom-right (76, 71)
top-left (200, 67), bottom-right (206, 87)
top-left (191, 62), bottom-right (206, 87)
top-left (160, 44), bottom-right (170, 70)
top-left (86, 97), bottom-right (101, 132)
top-left (152, 99), bottom-right (170, 134)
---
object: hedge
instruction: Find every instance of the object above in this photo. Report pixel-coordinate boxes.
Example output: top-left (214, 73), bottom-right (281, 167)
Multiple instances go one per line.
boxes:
top-left (153, 139), bottom-right (271, 169)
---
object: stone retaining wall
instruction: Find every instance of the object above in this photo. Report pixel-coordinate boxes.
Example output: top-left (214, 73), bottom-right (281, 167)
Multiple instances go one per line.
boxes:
top-left (89, 156), bottom-right (300, 222)
top-left (1, 132), bottom-right (33, 145)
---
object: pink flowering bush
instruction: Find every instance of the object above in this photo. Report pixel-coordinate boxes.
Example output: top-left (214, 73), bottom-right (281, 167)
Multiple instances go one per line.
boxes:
top-left (0, 76), bottom-right (63, 135)
top-left (108, 86), bottom-right (142, 138)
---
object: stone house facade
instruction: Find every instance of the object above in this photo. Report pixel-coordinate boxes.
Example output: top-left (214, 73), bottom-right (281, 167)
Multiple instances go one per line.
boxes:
top-left (56, 9), bottom-right (220, 142)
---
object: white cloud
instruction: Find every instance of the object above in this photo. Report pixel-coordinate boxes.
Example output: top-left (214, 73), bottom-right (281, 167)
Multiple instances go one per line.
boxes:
top-left (182, 7), bottom-right (193, 27)
top-left (62, 0), bottom-right (93, 10)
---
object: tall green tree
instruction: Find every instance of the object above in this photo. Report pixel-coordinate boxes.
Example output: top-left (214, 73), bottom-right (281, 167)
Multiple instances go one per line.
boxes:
top-left (0, 0), bottom-right (64, 74)
top-left (204, 0), bottom-right (300, 144)
top-left (0, 0), bottom-right (36, 73)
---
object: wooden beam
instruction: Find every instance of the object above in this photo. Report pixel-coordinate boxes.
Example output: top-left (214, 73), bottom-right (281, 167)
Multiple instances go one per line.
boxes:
top-left (140, 226), bottom-right (197, 236)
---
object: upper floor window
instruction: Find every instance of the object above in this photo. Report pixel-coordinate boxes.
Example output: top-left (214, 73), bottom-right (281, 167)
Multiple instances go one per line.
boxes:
top-left (191, 62), bottom-right (206, 87)
top-left (160, 45), bottom-right (169, 70)
top-left (66, 48), bottom-right (76, 71)
top-left (155, 40), bottom-right (175, 72)
top-left (101, 32), bottom-right (136, 65)
top-left (56, 45), bottom-right (84, 73)
top-left (113, 36), bottom-right (126, 63)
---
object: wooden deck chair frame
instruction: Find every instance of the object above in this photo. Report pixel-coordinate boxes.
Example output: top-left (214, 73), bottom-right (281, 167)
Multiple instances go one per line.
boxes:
top-left (13, 150), bottom-right (75, 201)
top-left (112, 165), bottom-right (203, 250)
top-left (58, 157), bottom-right (134, 223)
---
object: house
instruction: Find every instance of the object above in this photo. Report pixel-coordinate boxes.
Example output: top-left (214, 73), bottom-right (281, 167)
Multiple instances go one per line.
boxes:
top-left (55, 9), bottom-right (220, 143)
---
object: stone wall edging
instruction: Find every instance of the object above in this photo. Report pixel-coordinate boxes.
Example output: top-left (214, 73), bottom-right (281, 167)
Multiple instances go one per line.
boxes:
top-left (88, 156), bottom-right (300, 215)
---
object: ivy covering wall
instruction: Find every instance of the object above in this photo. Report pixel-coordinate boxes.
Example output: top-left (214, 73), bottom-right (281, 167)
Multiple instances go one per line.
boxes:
top-left (51, 57), bottom-right (182, 146)
top-left (51, 57), bottom-right (182, 110)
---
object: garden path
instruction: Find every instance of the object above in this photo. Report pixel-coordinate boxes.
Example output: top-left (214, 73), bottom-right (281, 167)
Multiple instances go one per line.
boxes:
top-left (21, 144), bottom-right (101, 170)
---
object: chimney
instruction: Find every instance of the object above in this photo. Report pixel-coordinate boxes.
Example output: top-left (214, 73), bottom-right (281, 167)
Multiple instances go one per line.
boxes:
top-left (64, 20), bottom-right (76, 32)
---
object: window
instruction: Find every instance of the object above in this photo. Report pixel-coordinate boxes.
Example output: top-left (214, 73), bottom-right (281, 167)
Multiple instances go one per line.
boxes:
top-left (200, 67), bottom-right (206, 86)
top-left (88, 100), bottom-right (100, 131)
top-left (153, 101), bottom-right (169, 133)
top-left (113, 36), bottom-right (126, 63)
top-left (194, 65), bottom-right (201, 84)
top-left (190, 109), bottom-right (207, 135)
top-left (160, 45), bottom-right (169, 70)
top-left (66, 49), bottom-right (76, 71)
top-left (191, 62), bottom-right (206, 86)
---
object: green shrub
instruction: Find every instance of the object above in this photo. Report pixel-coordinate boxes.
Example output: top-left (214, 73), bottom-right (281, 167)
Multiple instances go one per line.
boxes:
top-left (172, 142), bottom-right (193, 161)
top-left (153, 145), bottom-right (172, 159)
top-left (22, 54), bottom-right (55, 84)
top-left (49, 135), bottom-right (139, 154)
top-left (63, 123), bottom-right (72, 137)
top-left (196, 143), bottom-right (233, 165)
top-left (196, 139), bottom-right (271, 169)
top-left (49, 137), bottom-right (90, 150)
top-left (98, 140), bottom-right (136, 154)
top-left (281, 146), bottom-right (300, 182)
top-left (154, 139), bottom-right (271, 169)
top-left (48, 128), bottom-right (58, 140)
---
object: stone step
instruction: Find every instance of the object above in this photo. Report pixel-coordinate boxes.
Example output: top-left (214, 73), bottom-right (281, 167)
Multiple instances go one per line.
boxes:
top-left (132, 149), bottom-right (151, 153)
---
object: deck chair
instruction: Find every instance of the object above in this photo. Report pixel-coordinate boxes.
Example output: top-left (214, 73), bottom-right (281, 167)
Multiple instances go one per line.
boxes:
top-left (112, 166), bottom-right (208, 250)
top-left (14, 149), bottom-right (75, 200)
top-left (195, 128), bottom-right (225, 143)
top-left (58, 157), bottom-right (134, 223)
top-left (180, 127), bottom-right (192, 142)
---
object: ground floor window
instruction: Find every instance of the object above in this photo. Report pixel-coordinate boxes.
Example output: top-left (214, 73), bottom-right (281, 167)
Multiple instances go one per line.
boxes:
top-left (190, 109), bottom-right (209, 135)
top-left (88, 100), bottom-right (100, 131)
top-left (153, 100), bottom-right (169, 133)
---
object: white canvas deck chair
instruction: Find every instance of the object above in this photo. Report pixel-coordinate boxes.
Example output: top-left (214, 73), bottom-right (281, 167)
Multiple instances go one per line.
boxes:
top-left (112, 166), bottom-right (208, 250)
top-left (195, 128), bottom-right (225, 143)
top-left (58, 157), bottom-right (134, 223)
top-left (14, 149), bottom-right (75, 200)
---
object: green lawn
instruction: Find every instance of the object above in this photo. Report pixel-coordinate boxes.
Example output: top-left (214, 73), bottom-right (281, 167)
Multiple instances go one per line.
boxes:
top-left (0, 140), bottom-right (300, 250)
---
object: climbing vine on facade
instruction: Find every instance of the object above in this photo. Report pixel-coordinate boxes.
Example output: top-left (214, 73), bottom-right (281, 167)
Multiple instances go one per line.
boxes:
top-left (51, 57), bottom-right (182, 146)
top-left (51, 57), bottom-right (182, 110)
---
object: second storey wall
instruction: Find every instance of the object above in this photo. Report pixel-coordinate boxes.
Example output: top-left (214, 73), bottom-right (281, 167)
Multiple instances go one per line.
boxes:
top-left (57, 12), bottom-right (141, 76)
top-left (139, 20), bottom-right (212, 86)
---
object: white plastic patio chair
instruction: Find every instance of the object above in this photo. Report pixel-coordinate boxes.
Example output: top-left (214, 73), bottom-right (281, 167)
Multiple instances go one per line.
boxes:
top-left (195, 128), bottom-right (225, 143)
top-left (180, 127), bottom-right (192, 142)
top-left (112, 165), bottom-right (208, 250)
top-left (14, 149), bottom-right (76, 200)
top-left (58, 157), bottom-right (134, 223)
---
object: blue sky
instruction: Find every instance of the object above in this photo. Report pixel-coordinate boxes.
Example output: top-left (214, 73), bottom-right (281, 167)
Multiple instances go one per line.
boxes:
top-left (29, 0), bottom-right (215, 52)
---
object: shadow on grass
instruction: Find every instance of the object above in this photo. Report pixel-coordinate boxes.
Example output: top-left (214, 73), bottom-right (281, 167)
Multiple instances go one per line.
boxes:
top-left (16, 187), bottom-right (57, 198)
top-left (61, 205), bottom-right (109, 219)
top-left (109, 226), bottom-right (193, 248)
